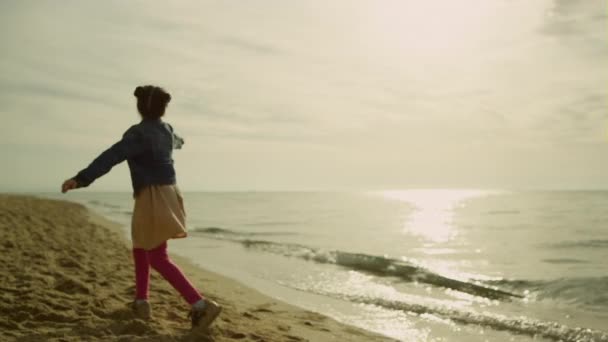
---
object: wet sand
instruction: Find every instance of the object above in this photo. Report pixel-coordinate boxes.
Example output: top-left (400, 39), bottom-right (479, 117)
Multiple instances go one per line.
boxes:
top-left (0, 195), bottom-right (395, 341)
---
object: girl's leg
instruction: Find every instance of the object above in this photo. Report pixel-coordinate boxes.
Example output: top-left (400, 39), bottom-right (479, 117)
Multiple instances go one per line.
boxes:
top-left (132, 248), bottom-right (151, 300)
top-left (147, 242), bottom-right (203, 305)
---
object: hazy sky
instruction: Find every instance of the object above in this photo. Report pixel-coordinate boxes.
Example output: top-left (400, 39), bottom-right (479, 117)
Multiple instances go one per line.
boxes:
top-left (1, 0), bottom-right (606, 191)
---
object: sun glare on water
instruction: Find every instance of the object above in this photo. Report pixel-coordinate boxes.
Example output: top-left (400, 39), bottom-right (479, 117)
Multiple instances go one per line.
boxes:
top-left (381, 189), bottom-right (489, 243)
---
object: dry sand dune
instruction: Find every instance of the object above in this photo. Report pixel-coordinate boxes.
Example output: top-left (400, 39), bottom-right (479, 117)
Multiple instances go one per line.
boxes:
top-left (0, 195), bottom-right (395, 342)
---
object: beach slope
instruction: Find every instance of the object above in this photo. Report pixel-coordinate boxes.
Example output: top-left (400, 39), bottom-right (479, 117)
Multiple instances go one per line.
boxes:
top-left (0, 195), bottom-right (394, 342)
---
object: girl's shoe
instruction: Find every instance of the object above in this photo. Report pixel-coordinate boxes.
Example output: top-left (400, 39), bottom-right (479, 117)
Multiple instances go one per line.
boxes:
top-left (189, 299), bottom-right (222, 330)
top-left (131, 300), bottom-right (152, 320)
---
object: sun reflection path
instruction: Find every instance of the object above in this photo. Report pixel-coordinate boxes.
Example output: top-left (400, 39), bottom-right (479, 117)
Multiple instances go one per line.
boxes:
top-left (381, 189), bottom-right (491, 243)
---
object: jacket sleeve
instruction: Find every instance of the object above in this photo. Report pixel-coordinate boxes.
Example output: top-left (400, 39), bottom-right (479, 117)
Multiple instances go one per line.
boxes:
top-left (74, 126), bottom-right (144, 188)
top-left (167, 123), bottom-right (185, 149)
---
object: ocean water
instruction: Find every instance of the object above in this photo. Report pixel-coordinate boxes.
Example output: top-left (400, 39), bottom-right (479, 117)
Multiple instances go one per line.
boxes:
top-left (41, 190), bottom-right (608, 341)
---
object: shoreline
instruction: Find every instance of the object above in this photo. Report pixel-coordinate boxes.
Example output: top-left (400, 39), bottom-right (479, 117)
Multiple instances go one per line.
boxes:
top-left (0, 194), bottom-right (396, 341)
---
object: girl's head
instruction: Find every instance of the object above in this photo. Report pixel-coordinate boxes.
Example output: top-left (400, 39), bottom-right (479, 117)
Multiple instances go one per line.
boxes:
top-left (134, 85), bottom-right (171, 119)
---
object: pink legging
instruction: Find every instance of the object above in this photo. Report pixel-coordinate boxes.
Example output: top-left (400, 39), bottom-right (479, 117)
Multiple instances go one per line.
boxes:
top-left (132, 242), bottom-right (203, 305)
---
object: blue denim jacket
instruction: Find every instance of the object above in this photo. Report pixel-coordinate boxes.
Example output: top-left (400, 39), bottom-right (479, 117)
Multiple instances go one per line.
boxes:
top-left (74, 119), bottom-right (184, 195)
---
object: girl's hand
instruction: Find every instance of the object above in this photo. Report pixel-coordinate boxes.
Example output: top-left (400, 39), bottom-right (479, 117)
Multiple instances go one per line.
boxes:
top-left (61, 178), bottom-right (79, 193)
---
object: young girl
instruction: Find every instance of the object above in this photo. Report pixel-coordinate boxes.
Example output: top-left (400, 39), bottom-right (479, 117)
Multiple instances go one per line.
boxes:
top-left (61, 85), bottom-right (221, 330)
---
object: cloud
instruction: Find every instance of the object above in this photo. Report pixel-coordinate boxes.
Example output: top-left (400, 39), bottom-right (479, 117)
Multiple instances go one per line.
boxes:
top-left (2, 0), bottom-right (607, 190)
top-left (541, 0), bottom-right (607, 54)
top-left (0, 80), bottom-right (120, 110)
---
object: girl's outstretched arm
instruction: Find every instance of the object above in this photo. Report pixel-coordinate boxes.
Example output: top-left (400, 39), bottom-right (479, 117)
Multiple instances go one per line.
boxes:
top-left (167, 123), bottom-right (184, 149)
top-left (61, 126), bottom-right (144, 192)
top-left (61, 178), bottom-right (78, 193)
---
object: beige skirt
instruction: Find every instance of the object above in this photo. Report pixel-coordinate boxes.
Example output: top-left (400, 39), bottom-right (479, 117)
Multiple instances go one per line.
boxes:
top-left (131, 184), bottom-right (187, 250)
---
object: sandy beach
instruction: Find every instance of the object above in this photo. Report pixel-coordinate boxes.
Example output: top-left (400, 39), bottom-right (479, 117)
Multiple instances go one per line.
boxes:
top-left (0, 195), bottom-right (395, 342)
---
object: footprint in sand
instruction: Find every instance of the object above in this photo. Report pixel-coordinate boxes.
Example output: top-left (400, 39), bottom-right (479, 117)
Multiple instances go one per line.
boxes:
top-left (224, 329), bottom-right (247, 339)
top-left (300, 320), bottom-right (330, 332)
top-left (251, 303), bottom-right (281, 314)
top-left (57, 257), bottom-right (82, 269)
top-left (54, 275), bottom-right (91, 295)
top-left (248, 333), bottom-right (264, 341)
top-left (242, 311), bottom-right (261, 320)
top-left (277, 324), bottom-right (291, 332)
top-left (296, 311), bottom-right (327, 324)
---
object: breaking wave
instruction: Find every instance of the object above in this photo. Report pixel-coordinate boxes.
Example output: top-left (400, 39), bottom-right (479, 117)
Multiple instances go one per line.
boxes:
top-left (485, 276), bottom-right (608, 311)
top-left (295, 287), bottom-right (608, 342)
top-left (194, 227), bottom-right (522, 300)
top-left (192, 226), bottom-right (298, 237)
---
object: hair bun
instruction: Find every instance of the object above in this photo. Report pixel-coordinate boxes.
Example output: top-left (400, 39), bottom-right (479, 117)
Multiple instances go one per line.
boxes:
top-left (134, 86), bottom-right (145, 98)
top-left (163, 92), bottom-right (172, 104)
